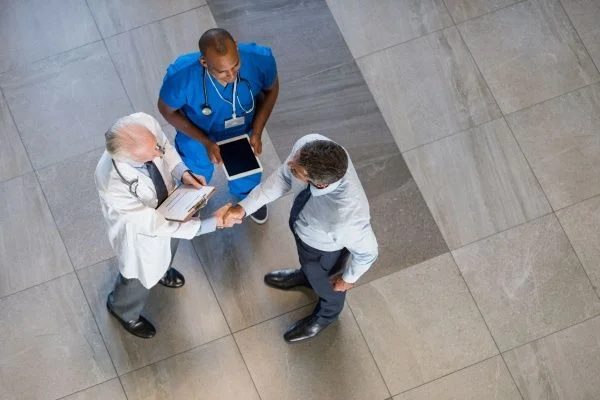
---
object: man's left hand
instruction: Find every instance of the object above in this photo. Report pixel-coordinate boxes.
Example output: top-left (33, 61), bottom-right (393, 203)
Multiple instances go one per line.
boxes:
top-left (331, 275), bottom-right (353, 292)
top-left (249, 131), bottom-right (263, 155)
top-left (182, 171), bottom-right (206, 189)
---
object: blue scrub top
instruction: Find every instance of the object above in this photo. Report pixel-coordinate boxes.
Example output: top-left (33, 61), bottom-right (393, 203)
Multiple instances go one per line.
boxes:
top-left (159, 43), bottom-right (277, 142)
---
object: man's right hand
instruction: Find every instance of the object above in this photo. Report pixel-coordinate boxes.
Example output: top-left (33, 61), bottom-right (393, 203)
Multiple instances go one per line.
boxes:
top-left (206, 141), bottom-right (222, 164)
top-left (220, 204), bottom-right (246, 227)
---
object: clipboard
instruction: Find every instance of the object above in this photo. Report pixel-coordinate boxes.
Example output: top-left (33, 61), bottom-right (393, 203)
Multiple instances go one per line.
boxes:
top-left (156, 184), bottom-right (216, 222)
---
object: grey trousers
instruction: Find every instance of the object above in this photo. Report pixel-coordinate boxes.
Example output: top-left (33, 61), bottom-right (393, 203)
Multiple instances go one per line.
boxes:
top-left (109, 238), bottom-right (179, 322)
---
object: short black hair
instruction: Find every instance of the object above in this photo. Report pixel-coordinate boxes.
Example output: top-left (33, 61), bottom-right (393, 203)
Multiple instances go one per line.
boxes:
top-left (297, 140), bottom-right (348, 185)
top-left (198, 28), bottom-right (235, 55)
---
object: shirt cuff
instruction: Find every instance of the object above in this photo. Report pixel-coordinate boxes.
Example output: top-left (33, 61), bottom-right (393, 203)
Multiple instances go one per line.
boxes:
top-left (237, 198), bottom-right (256, 217)
top-left (196, 216), bottom-right (217, 236)
top-left (172, 163), bottom-right (188, 182)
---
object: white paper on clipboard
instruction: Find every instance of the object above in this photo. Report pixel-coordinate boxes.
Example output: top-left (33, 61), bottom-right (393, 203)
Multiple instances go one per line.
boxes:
top-left (156, 185), bottom-right (215, 222)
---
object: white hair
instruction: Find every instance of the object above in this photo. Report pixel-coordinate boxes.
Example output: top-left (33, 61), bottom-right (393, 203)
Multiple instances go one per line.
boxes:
top-left (105, 114), bottom-right (148, 162)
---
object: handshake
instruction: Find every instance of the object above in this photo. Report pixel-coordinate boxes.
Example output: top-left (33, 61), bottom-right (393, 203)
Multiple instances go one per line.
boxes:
top-left (214, 203), bottom-right (247, 229)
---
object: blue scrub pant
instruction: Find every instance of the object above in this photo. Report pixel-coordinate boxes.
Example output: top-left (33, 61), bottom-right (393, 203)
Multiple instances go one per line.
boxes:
top-left (175, 132), bottom-right (261, 199)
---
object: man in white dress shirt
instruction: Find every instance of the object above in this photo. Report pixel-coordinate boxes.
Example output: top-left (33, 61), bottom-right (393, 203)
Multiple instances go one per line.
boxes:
top-left (223, 134), bottom-right (378, 342)
top-left (95, 112), bottom-right (237, 339)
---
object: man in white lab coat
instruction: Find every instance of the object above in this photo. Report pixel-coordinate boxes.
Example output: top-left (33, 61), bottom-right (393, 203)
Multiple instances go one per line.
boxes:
top-left (95, 112), bottom-right (237, 338)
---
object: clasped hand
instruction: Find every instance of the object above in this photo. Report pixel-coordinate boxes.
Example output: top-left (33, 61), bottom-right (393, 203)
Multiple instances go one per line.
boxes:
top-left (214, 203), bottom-right (245, 229)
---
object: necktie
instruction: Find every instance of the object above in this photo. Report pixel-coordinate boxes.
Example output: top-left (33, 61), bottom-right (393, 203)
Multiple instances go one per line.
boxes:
top-left (289, 185), bottom-right (312, 232)
top-left (145, 161), bottom-right (168, 207)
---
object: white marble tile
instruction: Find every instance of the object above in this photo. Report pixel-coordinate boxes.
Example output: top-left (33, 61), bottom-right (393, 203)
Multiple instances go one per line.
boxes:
top-left (87, 0), bottom-right (205, 37)
top-left (348, 253), bottom-right (497, 394)
top-left (404, 118), bottom-right (550, 249)
top-left (0, 173), bottom-right (73, 298)
top-left (234, 306), bottom-right (390, 400)
top-left (556, 195), bottom-right (600, 296)
top-left (458, 0), bottom-right (599, 114)
top-left (62, 379), bottom-right (127, 400)
top-left (105, 7), bottom-right (216, 125)
top-left (507, 83), bottom-right (600, 210)
top-left (37, 148), bottom-right (114, 270)
top-left (358, 27), bottom-right (501, 151)
top-left (444, 0), bottom-right (520, 23)
top-left (326, 0), bottom-right (453, 58)
top-left (504, 316), bottom-right (600, 400)
top-left (77, 241), bottom-right (229, 374)
top-left (394, 356), bottom-right (521, 400)
top-left (0, 41), bottom-right (132, 169)
top-left (453, 214), bottom-right (600, 351)
top-left (120, 336), bottom-right (260, 400)
top-left (0, 0), bottom-right (100, 74)
top-left (0, 274), bottom-right (115, 400)
top-left (0, 91), bottom-right (31, 183)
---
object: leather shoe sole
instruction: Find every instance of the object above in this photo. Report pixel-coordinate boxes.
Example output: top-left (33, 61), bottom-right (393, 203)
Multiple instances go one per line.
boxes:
top-left (264, 268), bottom-right (311, 290)
top-left (159, 267), bottom-right (185, 289)
top-left (106, 299), bottom-right (156, 339)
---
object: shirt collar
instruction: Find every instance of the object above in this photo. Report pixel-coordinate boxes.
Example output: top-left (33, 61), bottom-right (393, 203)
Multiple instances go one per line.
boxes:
top-left (309, 178), bottom-right (342, 197)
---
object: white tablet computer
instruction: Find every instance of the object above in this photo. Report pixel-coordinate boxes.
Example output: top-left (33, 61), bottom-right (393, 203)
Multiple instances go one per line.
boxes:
top-left (217, 134), bottom-right (263, 180)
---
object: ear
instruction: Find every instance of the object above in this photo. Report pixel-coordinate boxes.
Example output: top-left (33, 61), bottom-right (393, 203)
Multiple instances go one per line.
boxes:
top-left (199, 56), bottom-right (207, 68)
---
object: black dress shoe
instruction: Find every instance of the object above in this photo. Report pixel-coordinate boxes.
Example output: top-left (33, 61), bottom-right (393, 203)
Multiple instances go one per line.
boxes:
top-left (264, 268), bottom-right (311, 290)
top-left (159, 268), bottom-right (185, 288)
top-left (106, 299), bottom-right (156, 339)
top-left (284, 314), bottom-right (331, 343)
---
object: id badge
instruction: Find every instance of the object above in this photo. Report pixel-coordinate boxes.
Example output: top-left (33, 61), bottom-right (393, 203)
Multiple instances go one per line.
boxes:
top-left (224, 115), bottom-right (245, 129)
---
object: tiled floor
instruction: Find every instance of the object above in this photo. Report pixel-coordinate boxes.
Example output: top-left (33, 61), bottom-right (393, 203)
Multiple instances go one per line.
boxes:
top-left (1, 0), bottom-right (599, 399)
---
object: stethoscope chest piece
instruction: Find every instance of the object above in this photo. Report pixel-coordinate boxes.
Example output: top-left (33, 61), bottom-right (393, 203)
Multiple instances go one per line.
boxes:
top-left (201, 106), bottom-right (212, 116)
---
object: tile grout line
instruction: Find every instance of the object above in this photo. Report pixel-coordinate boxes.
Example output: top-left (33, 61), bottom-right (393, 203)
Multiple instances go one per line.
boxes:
top-left (557, 0), bottom-right (600, 77)
top-left (447, 252), bottom-right (526, 400)
top-left (345, 303), bottom-right (394, 399)
top-left (54, 377), bottom-right (119, 400)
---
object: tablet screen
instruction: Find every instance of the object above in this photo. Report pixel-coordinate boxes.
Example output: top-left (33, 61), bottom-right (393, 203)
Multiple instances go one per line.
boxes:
top-left (219, 137), bottom-right (261, 177)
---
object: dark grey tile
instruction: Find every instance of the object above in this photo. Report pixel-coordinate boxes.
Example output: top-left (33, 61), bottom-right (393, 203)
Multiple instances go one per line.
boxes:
top-left (0, 0), bottom-right (100, 74)
top-left (37, 148), bottom-right (114, 270)
top-left (359, 179), bottom-right (449, 285)
top-left (0, 173), bottom-right (73, 298)
top-left (207, 0), bottom-right (353, 83)
top-left (0, 42), bottom-right (132, 169)
top-left (0, 91), bottom-right (31, 183)
top-left (87, 0), bottom-right (205, 38)
top-left (267, 61), bottom-right (406, 195)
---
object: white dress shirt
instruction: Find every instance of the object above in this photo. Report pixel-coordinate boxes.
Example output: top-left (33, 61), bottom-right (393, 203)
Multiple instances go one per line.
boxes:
top-left (239, 134), bottom-right (378, 283)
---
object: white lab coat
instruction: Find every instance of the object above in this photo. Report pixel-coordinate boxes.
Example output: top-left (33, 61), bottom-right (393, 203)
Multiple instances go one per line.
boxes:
top-left (95, 113), bottom-right (201, 288)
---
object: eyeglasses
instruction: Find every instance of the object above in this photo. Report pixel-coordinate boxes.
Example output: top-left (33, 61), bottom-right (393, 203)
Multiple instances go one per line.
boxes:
top-left (155, 141), bottom-right (166, 156)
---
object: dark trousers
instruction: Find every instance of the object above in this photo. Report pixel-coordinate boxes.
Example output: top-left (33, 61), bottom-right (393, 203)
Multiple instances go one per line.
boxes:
top-left (295, 236), bottom-right (350, 324)
top-left (109, 239), bottom-right (179, 322)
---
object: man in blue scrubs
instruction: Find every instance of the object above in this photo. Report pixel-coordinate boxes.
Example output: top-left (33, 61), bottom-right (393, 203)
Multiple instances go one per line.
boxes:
top-left (158, 28), bottom-right (279, 223)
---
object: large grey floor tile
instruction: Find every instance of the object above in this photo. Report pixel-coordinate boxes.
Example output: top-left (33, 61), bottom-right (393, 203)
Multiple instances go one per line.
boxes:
top-left (234, 305), bottom-right (389, 400)
top-left (360, 179), bottom-right (448, 285)
top-left (348, 253), bottom-right (497, 394)
top-left (106, 7), bottom-right (217, 125)
top-left (582, 29), bottom-right (600, 69)
top-left (504, 315), bottom-right (600, 400)
top-left (77, 241), bottom-right (229, 374)
top-left (560, 0), bottom-right (600, 37)
top-left (193, 133), bottom-right (316, 331)
top-left (267, 61), bottom-right (405, 197)
top-left (453, 214), bottom-right (600, 351)
top-left (0, 91), bottom-right (31, 183)
top-left (394, 356), bottom-right (521, 400)
top-left (507, 83), bottom-right (600, 210)
top-left (208, 0), bottom-right (353, 83)
top-left (358, 27), bottom-right (501, 151)
top-left (326, 0), bottom-right (453, 58)
top-left (405, 118), bottom-right (550, 249)
top-left (0, 274), bottom-right (115, 400)
top-left (459, 0), bottom-right (599, 114)
top-left (444, 0), bottom-right (520, 22)
top-left (87, 0), bottom-right (205, 38)
top-left (0, 42), bottom-right (132, 169)
top-left (37, 148), bottom-right (114, 270)
top-left (61, 379), bottom-right (126, 400)
top-left (0, 173), bottom-right (72, 298)
top-left (556, 195), bottom-right (600, 297)
top-left (120, 336), bottom-right (260, 400)
top-left (0, 0), bottom-right (100, 74)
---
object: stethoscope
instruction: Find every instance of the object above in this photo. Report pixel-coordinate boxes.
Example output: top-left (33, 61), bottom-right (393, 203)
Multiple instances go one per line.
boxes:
top-left (201, 67), bottom-right (255, 118)
top-left (112, 160), bottom-right (141, 198)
